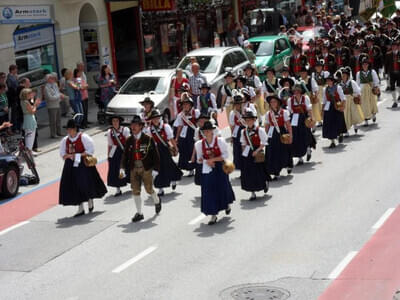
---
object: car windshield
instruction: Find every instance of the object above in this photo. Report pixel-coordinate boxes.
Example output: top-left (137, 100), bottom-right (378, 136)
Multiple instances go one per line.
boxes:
top-left (251, 41), bottom-right (274, 56)
top-left (178, 56), bottom-right (220, 73)
top-left (119, 77), bottom-right (167, 95)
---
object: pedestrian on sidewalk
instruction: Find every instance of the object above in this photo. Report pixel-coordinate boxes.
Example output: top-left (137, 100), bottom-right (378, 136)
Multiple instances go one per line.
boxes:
top-left (6, 64), bottom-right (20, 132)
top-left (65, 69), bottom-right (83, 126)
top-left (195, 120), bottom-right (235, 225)
top-left (59, 119), bottom-right (107, 217)
top-left (59, 68), bottom-right (71, 117)
top-left (121, 115), bottom-right (161, 223)
top-left (77, 62), bottom-right (91, 127)
top-left (43, 73), bottom-right (63, 138)
top-left (0, 83), bottom-right (9, 124)
top-left (98, 65), bottom-right (116, 109)
top-left (19, 88), bottom-right (39, 150)
top-left (107, 115), bottom-right (130, 197)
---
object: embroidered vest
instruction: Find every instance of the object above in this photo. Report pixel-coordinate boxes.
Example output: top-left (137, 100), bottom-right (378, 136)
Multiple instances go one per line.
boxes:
top-left (360, 71), bottom-right (373, 84)
top-left (151, 124), bottom-right (168, 145)
top-left (290, 96), bottom-right (307, 114)
top-left (66, 133), bottom-right (85, 154)
top-left (202, 137), bottom-right (222, 159)
top-left (268, 109), bottom-right (285, 127)
top-left (182, 109), bottom-right (197, 127)
top-left (111, 127), bottom-right (126, 146)
top-left (245, 127), bottom-right (261, 148)
top-left (341, 81), bottom-right (353, 95)
top-left (325, 86), bottom-right (340, 102)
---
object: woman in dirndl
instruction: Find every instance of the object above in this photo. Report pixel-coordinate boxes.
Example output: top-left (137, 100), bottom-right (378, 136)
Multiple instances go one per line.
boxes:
top-left (192, 113), bottom-right (210, 185)
top-left (175, 93), bottom-right (200, 176)
top-left (339, 67), bottom-right (364, 135)
top-left (59, 119), bottom-right (107, 217)
top-left (147, 109), bottom-right (182, 196)
top-left (356, 58), bottom-right (379, 126)
top-left (240, 109), bottom-right (270, 201)
top-left (265, 95), bottom-right (293, 179)
top-left (287, 84), bottom-right (316, 165)
top-left (194, 121), bottom-right (235, 225)
top-left (278, 77), bottom-right (295, 108)
top-left (311, 60), bottom-right (329, 126)
top-left (229, 90), bottom-right (245, 171)
top-left (322, 75), bottom-right (347, 148)
top-left (107, 116), bottom-right (131, 196)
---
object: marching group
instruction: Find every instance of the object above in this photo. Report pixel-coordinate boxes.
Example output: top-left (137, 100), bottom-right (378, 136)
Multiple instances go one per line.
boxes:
top-left (59, 11), bottom-right (400, 225)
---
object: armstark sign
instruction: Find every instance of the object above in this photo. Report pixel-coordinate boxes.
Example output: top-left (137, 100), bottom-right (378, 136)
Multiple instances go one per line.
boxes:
top-left (0, 5), bottom-right (52, 24)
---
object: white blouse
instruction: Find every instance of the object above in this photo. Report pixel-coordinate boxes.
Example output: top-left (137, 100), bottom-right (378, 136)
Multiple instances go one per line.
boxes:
top-left (60, 132), bottom-right (94, 157)
top-left (286, 95), bottom-right (312, 113)
top-left (240, 126), bottom-right (268, 146)
top-left (107, 126), bottom-right (131, 146)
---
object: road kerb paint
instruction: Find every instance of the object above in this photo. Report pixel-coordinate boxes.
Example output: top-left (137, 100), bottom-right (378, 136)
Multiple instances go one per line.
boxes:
top-left (327, 251), bottom-right (358, 279)
top-left (188, 214), bottom-right (206, 225)
top-left (112, 245), bottom-right (157, 273)
top-left (0, 221), bottom-right (29, 236)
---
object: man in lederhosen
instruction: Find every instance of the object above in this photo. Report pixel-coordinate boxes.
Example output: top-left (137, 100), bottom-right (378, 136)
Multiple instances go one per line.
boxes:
top-left (121, 115), bottom-right (161, 222)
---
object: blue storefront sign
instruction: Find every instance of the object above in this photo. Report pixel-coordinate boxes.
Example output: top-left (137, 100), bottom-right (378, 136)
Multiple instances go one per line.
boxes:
top-left (0, 5), bottom-right (52, 24)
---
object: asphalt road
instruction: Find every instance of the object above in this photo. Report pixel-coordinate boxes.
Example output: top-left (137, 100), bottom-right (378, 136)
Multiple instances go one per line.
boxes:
top-left (0, 91), bottom-right (400, 300)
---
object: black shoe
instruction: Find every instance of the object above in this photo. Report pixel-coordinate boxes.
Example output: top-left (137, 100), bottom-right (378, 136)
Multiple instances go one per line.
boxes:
top-left (392, 102), bottom-right (398, 108)
top-left (172, 183), bottom-right (177, 190)
top-left (386, 86), bottom-right (390, 91)
top-left (155, 200), bottom-right (162, 214)
top-left (114, 191), bottom-right (122, 197)
top-left (287, 168), bottom-right (292, 175)
top-left (338, 135), bottom-right (344, 143)
top-left (372, 116), bottom-right (376, 123)
top-left (249, 194), bottom-right (257, 201)
top-left (73, 210), bottom-right (85, 218)
top-left (297, 160), bottom-right (304, 166)
top-left (89, 206), bottom-right (94, 213)
top-left (157, 190), bottom-right (164, 197)
top-left (208, 217), bottom-right (218, 225)
top-left (132, 213), bottom-right (144, 222)
top-left (264, 185), bottom-right (269, 194)
top-left (306, 153), bottom-right (311, 162)
top-left (354, 128), bottom-right (358, 134)
top-left (329, 142), bottom-right (336, 149)
top-left (225, 207), bottom-right (231, 215)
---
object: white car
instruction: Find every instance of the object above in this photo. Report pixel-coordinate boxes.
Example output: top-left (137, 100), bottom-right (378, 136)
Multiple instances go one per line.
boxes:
top-left (106, 69), bottom-right (178, 124)
top-left (176, 47), bottom-right (250, 96)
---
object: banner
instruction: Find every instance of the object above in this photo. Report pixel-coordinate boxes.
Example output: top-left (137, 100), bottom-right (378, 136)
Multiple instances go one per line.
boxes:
top-left (13, 25), bottom-right (54, 52)
top-left (0, 5), bottom-right (52, 24)
top-left (141, 0), bottom-right (175, 11)
top-left (160, 24), bottom-right (170, 53)
top-left (216, 8), bottom-right (224, 34)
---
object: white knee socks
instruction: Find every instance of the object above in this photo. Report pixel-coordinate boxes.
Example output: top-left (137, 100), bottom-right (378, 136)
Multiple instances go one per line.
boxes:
top-left (134, 195), bottom-right (142, 214)
top-left (151, 192), bottom-right (160, 204)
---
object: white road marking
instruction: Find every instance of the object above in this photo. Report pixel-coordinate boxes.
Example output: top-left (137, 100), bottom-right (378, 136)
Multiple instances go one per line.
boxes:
top-left (378, 97), bottom-right (389, 107)
top-left (188, 214), bottom-right (206, 225)
top-left (112, 245), bottom-right (157, 273)
top-left (328, 251), bottom-right (358, 279)
top-left (369, 208), bottom-right (395, 234)
top-left (0, 221), bottom-right (30, 236)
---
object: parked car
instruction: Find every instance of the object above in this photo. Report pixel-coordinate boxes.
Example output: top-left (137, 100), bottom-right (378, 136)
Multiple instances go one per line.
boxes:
top-left (248, 35), bottom-right (293, 80)
top-left (176, 47), bottom-right (250, 97)
top-left (0, 153), bottom-right (20, 198)
top-left (106, 69), bottom-right (182, 124)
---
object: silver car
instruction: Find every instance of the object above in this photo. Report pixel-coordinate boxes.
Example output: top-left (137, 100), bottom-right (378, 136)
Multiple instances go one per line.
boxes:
top-left (106, 69), bottom-right (177, 124)
top-left (176, 47), bottom-right (250, 96)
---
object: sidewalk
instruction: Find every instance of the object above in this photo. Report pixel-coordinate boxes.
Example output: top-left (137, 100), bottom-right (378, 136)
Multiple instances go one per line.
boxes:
top-left (35, 94), bottom-right (107, 155)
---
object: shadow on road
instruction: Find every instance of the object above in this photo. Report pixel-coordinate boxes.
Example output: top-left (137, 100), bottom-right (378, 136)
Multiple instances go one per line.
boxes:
top-left (191, 196), bottom-right (201, 208)
top-left (103, 192), bottom-right (131, 205)
top-left (269, 175), bottom-right (293, 188)
top-left (118, 215), bottom-right (158, 233)
top-left (240, 194), bottom-right (271, 210)
top-left (56, 211), bottom-right (105, 228)
top-left (292, 161), bottom-right (321, 174)
top-left (193, 217), bottom-right (235, 237)
top-left (322, 143), bottom-right (346, 153)
top-left (343, 134), bottom-right (364, 143)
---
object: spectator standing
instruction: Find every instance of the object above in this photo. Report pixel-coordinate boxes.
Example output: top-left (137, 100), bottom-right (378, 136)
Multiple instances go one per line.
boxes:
top-left (98, 65), bottom-right (116, 108)
top-left (344, 0), bottom-right (353, 18)
top-left (20, 88), bottom-right (39, 151)
top-left (59, 68), bottom-right (71, 117)
top-left (0, 83), bottom-right (9, 124)
top-left (44, 73), bottom-right (63, 138)
top-left (65, 69), bottom-right (84, 125)
top-left (0, 72), bottom-right (7, 91)
top-left (6, 65), bottom-right (20, 132)
top-left (189, 63), bottom-right (207, 105)
top-left (75, 69), bottom-right (89, 128)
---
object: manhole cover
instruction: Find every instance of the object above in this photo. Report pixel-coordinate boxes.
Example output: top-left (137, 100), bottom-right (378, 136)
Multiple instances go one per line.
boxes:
top-left (226, 285), bottom-right (290, 300)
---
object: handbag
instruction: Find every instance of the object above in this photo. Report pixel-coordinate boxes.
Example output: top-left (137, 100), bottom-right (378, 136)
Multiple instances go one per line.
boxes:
top-left (83, 155), bottom-right (98, 167)
top-left (254, 151), bottom-right (265, 163)
top-left (222, 159), bottom-right (235, 174)
top-left (310, 93), bottom-right (319, 104)
top-left (280, 134), bottom-right (291, 144)
top-left (353, 95), bottom-right (361, 105)
top-left (304, 117), bottom-right (315, 129)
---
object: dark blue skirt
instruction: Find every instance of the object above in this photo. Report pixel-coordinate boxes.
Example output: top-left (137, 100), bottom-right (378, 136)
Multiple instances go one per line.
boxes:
top-left (59, 159), bottom-right (107, 206)
top-left (178, 127), bottom-right (195, 170)
top-left (201, 162), bottom-right (235, 215)
top-left (154, 143), bottom-right (183, 188)
top-left (291, 113), bottom-right (316, 158)
top-left (232, 128), bottom-right (244, 170)
top-left (241, 150), bottom-right (269, 192)
top-left (195, 162), bottom-right (202, 185)
top-left (107, 147), bottom-right (128, 187)
top-left (322, 105), bottom-right (347, 140)
top-left (266, 127), bottom-right (293, 176)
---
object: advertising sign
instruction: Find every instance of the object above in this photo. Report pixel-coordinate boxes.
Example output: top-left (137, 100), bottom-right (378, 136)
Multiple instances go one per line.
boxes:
top-left (0, 5), bottom-right (52, 24)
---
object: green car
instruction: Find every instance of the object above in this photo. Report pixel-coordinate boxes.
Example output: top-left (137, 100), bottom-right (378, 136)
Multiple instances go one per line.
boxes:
top-left (248, 35), bottom-right (293, 80)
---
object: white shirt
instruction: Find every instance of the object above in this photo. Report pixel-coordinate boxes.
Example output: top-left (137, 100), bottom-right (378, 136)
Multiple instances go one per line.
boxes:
top-left (229, 110), bottom-right (245, 138)
top-left (144, 122), bottom-right (174, 143)
top-left (322, 85), bottom-right (346, 104)
top-left (107, 126), bottom-right (131, 147)
top-left (60, 132), bottom-right (94, 157)
top-left (175, 109), bottom-right (201, 138)
top-left (194, 135), bottom-right (229, 174)
top-left (264, 109), bottom-right (290, 125)
top-left (240, 126), bottom-right (268, 147)
top-left (287, 95), bottom-right (312, 114)
top-left (356, 69), bottom-right (379, 88)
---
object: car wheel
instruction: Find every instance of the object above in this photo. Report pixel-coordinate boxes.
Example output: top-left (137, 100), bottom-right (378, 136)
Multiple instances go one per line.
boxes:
top-left (3, 165), bottom-right (19, 198)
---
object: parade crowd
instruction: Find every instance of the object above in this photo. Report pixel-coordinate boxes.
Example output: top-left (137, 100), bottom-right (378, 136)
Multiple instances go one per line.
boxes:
top-left (58, 7), bottom-right (400, 225)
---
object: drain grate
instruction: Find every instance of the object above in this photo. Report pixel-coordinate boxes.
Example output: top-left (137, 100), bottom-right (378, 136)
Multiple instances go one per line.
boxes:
top-left (230, 286), bottom-right (290, 300)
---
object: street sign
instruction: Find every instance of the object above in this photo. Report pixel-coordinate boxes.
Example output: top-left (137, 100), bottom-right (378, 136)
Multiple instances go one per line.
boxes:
top-left (0, 5), bottom-right (52, 24)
